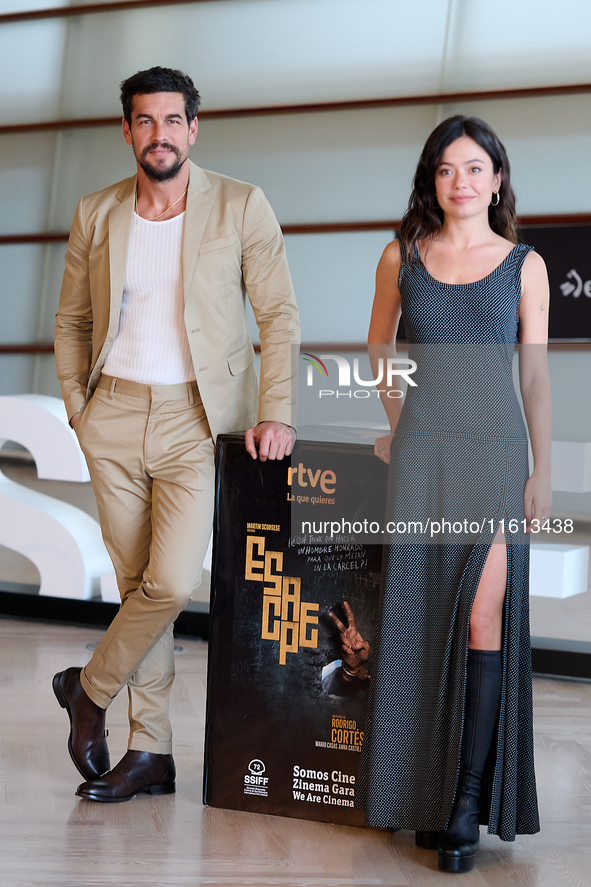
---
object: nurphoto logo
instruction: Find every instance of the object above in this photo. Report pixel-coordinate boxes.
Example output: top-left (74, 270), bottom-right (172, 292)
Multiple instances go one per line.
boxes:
top-left (301, 352), bottom-right (417, 399)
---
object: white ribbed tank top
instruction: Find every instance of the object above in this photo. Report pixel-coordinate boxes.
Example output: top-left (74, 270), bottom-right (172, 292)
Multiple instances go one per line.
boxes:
top-left (103, 211), bottom-right (196, 384)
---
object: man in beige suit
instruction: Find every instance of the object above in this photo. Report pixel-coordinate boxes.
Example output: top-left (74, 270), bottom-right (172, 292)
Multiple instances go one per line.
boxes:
top-left (53, 66), bottom-right (299, 802)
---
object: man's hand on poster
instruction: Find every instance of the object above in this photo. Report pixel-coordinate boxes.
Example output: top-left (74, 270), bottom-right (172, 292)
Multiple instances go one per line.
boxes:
top-left (329, 601), bottom-right (370, 681)
top-left (245, 421), bottom-right (296, 461)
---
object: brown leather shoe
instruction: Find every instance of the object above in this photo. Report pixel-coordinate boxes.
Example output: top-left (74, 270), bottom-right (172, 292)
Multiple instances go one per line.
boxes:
top-left (76, 750), bottom-right (176, 803)
top-left (52, 667), bottom-right (109, 781)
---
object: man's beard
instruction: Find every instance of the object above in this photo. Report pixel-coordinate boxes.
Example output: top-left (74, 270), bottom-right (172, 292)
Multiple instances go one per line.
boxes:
top-left (138, 142), bottom-right (187, 182)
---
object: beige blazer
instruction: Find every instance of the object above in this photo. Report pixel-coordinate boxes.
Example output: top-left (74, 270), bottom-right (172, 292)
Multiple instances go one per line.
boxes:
top-left (54, 161), bottom-right (300, 439)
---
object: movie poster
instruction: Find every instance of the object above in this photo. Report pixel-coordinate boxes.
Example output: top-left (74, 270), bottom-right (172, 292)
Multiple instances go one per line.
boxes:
top-left (204, 434), bottom-right (387, 825)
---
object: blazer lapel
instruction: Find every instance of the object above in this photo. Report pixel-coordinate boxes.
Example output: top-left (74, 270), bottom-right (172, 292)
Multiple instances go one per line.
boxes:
top-left (87, 175), bottom-right (135, 388)
top-left (108, 177), bottom-right (136, 333)
top-left (183, 162), bottom-right (214, 303)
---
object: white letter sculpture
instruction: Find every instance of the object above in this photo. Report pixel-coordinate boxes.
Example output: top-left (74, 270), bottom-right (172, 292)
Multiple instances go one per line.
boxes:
top-left (0, 394), bottom-right (114, 600)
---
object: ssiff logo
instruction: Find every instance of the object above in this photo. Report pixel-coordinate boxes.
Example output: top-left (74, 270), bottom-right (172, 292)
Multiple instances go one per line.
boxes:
top-left (244, 759), bottom-right (269, 797)
top-left (302, 352), bottom-right (417, 399)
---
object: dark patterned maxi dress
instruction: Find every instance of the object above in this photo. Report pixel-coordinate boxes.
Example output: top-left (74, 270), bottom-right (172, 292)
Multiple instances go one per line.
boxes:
top-left (357, 242), bottom-right (540, 841)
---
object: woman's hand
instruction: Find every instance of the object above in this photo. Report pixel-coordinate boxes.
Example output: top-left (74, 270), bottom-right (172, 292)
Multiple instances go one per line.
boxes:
top-left (524, 470), bottom-right (552, 532)
top-left (368, 242), bottom-right (404, 437)
top-left (519, 251), bottom-right (552, 534)
top-left (374, 432), bottom-right (393, 464)
top-left (329, 601), bottom-right (370, 679)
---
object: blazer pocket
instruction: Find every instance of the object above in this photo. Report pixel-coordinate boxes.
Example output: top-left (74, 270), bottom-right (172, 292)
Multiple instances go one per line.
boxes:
top-left (199, 233), bottom-right (239, 255)
top-left (227, 342), bottom-right (255, 376)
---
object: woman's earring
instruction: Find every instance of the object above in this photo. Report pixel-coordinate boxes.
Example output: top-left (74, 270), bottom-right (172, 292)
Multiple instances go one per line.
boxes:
top-left (491, 191), bottom-right (500, 206)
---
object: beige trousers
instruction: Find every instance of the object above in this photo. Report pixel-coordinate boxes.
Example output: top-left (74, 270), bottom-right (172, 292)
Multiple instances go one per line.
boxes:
top-left (75, 374), bottom-right (214, 754)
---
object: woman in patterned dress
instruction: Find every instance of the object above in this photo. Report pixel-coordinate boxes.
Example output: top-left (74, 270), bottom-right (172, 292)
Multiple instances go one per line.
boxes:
top-left (356, 116), bottom-right (552, 873)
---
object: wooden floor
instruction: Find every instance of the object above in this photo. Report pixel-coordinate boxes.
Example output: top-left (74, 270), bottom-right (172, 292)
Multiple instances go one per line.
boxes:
top-left (0, 619), bottom-right (590, 887)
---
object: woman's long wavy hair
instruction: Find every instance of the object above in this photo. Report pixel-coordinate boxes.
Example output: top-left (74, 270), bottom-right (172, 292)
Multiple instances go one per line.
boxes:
top-left (399, 116), bottom-right (518, 261)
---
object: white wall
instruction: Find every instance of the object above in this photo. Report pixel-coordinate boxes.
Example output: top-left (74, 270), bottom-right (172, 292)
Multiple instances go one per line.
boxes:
top-left (0, 19), bottom-right (66, 122)
top-left (0, 0), bottom-right (590, 523)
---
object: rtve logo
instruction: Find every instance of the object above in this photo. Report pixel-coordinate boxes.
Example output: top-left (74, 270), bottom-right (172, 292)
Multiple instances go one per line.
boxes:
top-left (301, 352), bottom-right (417, 399)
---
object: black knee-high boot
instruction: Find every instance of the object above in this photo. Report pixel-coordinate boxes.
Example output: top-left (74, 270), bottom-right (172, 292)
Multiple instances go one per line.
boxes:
top-left (438, 649), bottom-right (502, 874)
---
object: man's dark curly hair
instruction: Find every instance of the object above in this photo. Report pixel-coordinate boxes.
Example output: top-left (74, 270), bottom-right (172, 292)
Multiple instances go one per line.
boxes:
top-left (120, 66), bottom-right (201, 125)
